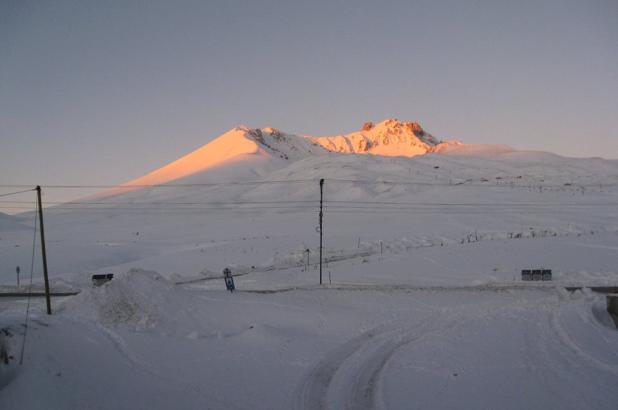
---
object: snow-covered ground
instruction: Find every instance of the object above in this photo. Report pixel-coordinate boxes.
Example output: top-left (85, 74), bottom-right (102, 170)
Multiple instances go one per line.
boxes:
top-left (2, 122), bottom-right (618, 408)
top-left (1, 274), bottom-right (617, 409)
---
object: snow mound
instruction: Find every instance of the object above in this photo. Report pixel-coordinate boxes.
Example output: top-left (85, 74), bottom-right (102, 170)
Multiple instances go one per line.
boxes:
top-left (66, 269), bottom-right (174, 331)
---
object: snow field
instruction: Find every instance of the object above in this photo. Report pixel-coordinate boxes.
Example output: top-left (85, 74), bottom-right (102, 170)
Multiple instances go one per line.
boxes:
top-left (2, 276), bottom-right (617, 409)
top-left (2, 129), bottom-right (618, 408)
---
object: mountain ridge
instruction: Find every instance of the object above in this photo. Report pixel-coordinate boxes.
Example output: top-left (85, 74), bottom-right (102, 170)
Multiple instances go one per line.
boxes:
top-left (310, 118), bottom-right (461, 156)
top-left (118, 118), bottom-right (466, 189)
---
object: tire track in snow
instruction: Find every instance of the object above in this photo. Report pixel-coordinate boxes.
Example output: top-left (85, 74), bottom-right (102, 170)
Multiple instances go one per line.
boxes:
top-left (294, 315), bottom-right (445, 410)
top-left (296, 295), bottom-right (538, 410)
top-left (520, 306), bottom-right (568, 403)
top-left (549, 301), bottom-right (618, 377)
top-left (294, 322), bottom-right (403, 410)
top-left (345, 317), bottom-right (447, 410)
top-left (516, 296), bottom-right (618, 409)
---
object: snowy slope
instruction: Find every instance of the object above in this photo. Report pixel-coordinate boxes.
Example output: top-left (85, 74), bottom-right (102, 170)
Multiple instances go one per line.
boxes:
top-left (113, 126), bottom-right (327, 188)
top-left (0, 212), bottom-right (28, 231)
top-left (2, 271), bottom-right (617, 409)
top-left (105, 119), bottom-right (458, 194)
top-left (2, 118), bottom-right (618, 409)
top-left (3, 118), bottom-right (618, 282)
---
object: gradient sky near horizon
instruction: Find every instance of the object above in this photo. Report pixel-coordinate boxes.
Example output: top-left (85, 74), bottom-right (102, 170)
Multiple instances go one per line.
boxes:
top-left (1, 0), bottom-right (617, 197)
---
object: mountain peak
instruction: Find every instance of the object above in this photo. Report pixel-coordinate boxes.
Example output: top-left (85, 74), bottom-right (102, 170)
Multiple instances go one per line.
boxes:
top-left (310, 118), bottom-right (449, 156)
top-left (371, 118), bottom-right (434, 142)
top-left (364, 118), bottom-right (422, 131)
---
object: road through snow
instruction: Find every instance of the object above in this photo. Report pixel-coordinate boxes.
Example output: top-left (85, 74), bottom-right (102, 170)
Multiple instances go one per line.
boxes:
top-left (295, 288), bottom-right (618, 410)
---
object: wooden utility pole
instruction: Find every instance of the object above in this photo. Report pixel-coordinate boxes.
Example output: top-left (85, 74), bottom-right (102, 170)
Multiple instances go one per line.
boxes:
top-left (36, 186), bottom-right (52, 315)
top-left (319, 179), bottom-right (324, 285)
top-left (305, 249), bottom-right (310, 272)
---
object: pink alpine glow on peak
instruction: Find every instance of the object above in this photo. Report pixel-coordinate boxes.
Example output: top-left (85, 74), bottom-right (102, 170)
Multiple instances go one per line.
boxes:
top-left (111, 119), bottom-right (464, 190)
top-left (119, 126), bottom-right (265, 188)
top-left (310, 119), bottom-right (460, 157)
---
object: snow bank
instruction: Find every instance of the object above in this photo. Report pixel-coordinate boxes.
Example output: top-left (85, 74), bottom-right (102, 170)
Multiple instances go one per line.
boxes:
top-left (64, 269), bottom-right (175, 331)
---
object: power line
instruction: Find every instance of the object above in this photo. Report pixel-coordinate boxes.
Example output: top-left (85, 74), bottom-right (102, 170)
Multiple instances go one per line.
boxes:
top-left (0, 205), bottom-right (318, 212)
top-left (2, 178), bottom-right (616, 190)
top-left (2, 205), bottom-right (613, 216)
top-left (0, 188), bottom-right (36, 198)
top-left (2, 202), bottom-right (616, 210)
top-left (0, 200), bottom-right (318, 205)
top-left (0, 179), bottom-right (316, 189)
top-left (325, 200), bottom-right (618, 207)
top-left (2, 198), bottom-right (616, 207)
top-left (326, 178), bottom-right (618, 189)
top-left (324, 208), bottom-right (617, 215)
top-left (2, 201), bottom-right (615, 209)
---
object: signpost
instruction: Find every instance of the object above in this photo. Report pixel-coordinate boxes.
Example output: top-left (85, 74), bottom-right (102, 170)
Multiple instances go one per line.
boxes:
top-left (223, 268), bottom-right (235, 293)
top-left (304, 249), bottom-right (310, 271)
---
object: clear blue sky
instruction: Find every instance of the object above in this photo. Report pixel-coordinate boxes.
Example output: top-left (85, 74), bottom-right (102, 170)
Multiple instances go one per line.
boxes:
top-left (1, 0), bottom-right (617, 193)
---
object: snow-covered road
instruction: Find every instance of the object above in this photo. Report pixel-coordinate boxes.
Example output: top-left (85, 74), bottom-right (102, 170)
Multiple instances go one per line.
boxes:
top-left (2, 279), bottom-right (617, 410)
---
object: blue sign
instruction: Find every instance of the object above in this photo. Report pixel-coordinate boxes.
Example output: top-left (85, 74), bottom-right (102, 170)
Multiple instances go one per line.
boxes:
top-left (225, 276), bottom-right (235, 292)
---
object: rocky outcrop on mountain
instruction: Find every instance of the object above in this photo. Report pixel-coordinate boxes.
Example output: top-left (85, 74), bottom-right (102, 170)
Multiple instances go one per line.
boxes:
top-left (310, 119), bottom-right (459, 157)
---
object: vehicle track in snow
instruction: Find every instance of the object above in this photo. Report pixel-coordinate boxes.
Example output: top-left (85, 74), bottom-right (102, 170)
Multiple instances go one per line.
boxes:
top-left (345, 317), bottom-right (458, 410)
top-left (294, 290), bottom-right (572, 410)
top-left (512, 296), bottom-right (618, 409)
top-left (549, 299), bottom-right (618, 377)
top-left (294, 322), bottom-right (400, 410)
top-left (294, 312), bottom-right (460, 410)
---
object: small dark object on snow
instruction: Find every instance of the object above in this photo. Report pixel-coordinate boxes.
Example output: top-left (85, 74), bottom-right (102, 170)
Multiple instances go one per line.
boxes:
top-left (92, 273), bottom-right (113, 286)
top-left (223, 268), bottom-right (235, 293)
top-left (521, 269), bottom-right (551, 281)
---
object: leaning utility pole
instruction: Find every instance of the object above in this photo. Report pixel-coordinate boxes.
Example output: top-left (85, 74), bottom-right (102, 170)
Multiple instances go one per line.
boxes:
top-left (36, 186), bottom-right (52, 315)
top-left (319, 178), bottom-right (324, 285)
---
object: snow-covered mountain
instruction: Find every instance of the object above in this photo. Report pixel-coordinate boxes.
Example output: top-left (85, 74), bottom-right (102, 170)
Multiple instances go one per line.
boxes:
top-left (6, 116), bottom-right (618, 281)
top-left (117, 119), bottom-right (462, 189)
top-left (88, 117), bottom-right (618, 205)
top-left (119, 125), bottom-right (324, 188)
top-left (3, 119), bottom-right (618, 410)
top-left (311, 118), bottom-right (461, 156)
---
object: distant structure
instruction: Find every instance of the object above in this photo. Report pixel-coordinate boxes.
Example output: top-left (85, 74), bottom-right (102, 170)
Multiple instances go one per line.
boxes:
top-left (521, 269), bottom-right (552, 281)
top-left (92, 273), bottom-right (114, 286)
